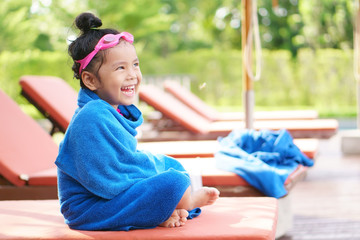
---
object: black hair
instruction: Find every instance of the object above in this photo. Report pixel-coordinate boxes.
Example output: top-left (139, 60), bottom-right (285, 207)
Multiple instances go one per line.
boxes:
top-left (68, 12), bottom-right (120, 89)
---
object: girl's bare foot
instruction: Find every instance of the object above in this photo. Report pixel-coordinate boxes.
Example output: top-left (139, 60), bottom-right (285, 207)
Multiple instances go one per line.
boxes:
top-left (159, 209), bottom-right (188, 228)
top-left (192, 187), bottom-right (220, 209)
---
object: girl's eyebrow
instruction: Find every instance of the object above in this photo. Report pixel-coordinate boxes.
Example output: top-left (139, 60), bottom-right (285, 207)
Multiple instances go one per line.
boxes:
top-left (111, 60), bottom-right (126, 67)
top-left (111, 58), bottom-right (139, 67)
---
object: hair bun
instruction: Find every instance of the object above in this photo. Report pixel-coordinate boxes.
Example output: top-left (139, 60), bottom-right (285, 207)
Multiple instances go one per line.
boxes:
top-left (75, 12), bottom-right (102, 33)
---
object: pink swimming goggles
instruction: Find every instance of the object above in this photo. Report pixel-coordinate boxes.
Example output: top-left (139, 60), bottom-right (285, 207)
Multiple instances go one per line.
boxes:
top-left (76, 32), bottom-right (134, 73)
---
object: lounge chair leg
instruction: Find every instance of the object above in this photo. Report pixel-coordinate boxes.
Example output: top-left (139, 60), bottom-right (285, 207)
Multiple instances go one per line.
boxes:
top-left (50, 126), bottom-right (60, 135)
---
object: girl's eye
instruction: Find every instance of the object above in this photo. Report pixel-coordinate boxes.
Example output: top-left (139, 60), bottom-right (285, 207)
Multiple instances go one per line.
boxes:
top-left (134, 62), bottom-right (139, 67)
top-left (117, 66), bottom-right (125, 70)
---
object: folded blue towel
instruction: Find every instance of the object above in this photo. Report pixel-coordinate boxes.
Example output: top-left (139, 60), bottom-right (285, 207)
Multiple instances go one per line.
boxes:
top-left (215, 129), bottom-right (314, 198)
top-left (56, 88), bottom-right (199, 230)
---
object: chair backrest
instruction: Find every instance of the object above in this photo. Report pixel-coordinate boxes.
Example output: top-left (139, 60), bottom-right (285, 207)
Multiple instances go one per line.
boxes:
top-left (0, 89), bottom-right (58, 186)
top-left (163, 80), bottom-right (220, 121)
top-left (20, 75), bottom-right (78, 132)
top-left (139, 84), bottom-right (211, 134)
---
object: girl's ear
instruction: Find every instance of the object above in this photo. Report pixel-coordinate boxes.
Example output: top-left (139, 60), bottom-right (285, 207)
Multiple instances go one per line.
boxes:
top-left (81, 71), bottom-right (99, 91)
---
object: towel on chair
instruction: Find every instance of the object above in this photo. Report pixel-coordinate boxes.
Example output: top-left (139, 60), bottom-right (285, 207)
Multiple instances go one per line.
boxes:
top-left (56, 88), bottom-right (199, 231)
top-left (215, 129), bottom-right (314, 198)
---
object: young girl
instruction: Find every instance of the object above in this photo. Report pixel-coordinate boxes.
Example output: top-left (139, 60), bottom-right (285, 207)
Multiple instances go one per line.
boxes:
top-left (55, 12), bottom-right (219, 231)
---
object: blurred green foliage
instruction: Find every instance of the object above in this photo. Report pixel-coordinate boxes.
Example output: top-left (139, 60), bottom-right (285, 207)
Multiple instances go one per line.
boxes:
top-left (0, 0), bottom-right (357, 117)
top-left (0, 48), bottom-right (355, 117)
top-left (0, 50), bottom-right (76, 104)
top-left (141, 48), bottom-right (355, 115)
top-left (0, 0), bottom-right (354, 55)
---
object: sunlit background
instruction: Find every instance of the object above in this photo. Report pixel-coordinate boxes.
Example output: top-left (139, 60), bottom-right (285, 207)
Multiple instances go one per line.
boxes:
top-left (0, 0), bottom-right (356, 118)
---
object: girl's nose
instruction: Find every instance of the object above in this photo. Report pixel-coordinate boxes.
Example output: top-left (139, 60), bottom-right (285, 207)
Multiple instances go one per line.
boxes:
top-left (127, 69), bottom-right (136, 79)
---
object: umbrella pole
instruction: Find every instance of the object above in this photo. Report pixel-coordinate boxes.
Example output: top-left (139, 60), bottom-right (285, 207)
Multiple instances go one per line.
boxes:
top-left (356, 0), bottom-right (360, 129)
top-left (242, 0), bottom-right (254, 129)
top-left (357, 82), bottom-right (360, 129)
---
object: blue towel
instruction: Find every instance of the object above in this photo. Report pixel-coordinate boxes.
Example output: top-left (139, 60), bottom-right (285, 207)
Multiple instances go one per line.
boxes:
top-left (215, 129), bottom-right (314, 198)
top-left (55, 88), bottom-right (200, 231)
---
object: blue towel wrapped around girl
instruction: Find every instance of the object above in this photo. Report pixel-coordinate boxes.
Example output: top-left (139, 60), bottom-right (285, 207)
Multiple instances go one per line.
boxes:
top-left (55, 12), bottom-right (219, 231)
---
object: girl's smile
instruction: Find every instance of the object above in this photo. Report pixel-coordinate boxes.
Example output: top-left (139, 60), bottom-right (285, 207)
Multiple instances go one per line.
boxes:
top-left (121, 84), bottom-right (136, 97)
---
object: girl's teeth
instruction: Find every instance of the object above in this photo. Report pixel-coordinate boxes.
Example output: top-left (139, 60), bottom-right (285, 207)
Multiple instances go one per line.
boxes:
top-left (121, 85), bottom-right (135, 96)
top-left (122, 86), bottom-right (134, 90)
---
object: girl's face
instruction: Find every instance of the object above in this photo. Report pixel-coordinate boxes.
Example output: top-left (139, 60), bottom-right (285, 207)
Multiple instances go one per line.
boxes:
top-left (94, 42), bottom-right (141, 109)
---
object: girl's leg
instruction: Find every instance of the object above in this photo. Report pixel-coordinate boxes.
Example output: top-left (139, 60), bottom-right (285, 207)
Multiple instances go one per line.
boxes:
top-left (159, 186), bottom-right (220, 228)
top-left (177, 186), bottom-right (220, 210)
top-left (190, 186), bottom-right (220, 208)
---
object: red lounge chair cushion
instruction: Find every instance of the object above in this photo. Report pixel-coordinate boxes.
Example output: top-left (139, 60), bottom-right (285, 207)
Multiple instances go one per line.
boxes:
top-left (164, 80), bottom-right (220, 121)
top-left (0, 89), bottom-right (58, 186)
top-left (139, 84), bottom-right (211, 134)
top-left (0, 197), bottom-right (278, 240)
top-left (139, 84), bottom-right (337, 138)
top-left (20, 75), bottom-right (78, 132)
top-left (163, 80), bottom-right (319, 121)
top-left (28, 167), bottom-right (58, 186)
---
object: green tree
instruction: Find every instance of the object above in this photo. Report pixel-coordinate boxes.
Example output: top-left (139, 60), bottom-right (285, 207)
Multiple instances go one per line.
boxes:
top-left (257, 0), bottom-right (303, 56)
top-left (299, 0), bottom-right (354, 50)
top-left (0, 0), bottom-right (36, 52)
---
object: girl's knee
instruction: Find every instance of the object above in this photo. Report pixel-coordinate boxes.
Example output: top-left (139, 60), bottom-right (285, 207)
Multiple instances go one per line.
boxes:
top-left (154, 170), bottom-right (190, 194)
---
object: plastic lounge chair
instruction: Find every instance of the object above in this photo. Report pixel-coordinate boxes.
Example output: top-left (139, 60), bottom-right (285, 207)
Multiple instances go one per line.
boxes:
top-left (1, 85), bottom-right (307, 192)
top-left (0, 87), bottom-right (299, 236)
top-left (16, 76), bottom-right (311, 191)
top-left (18, 75), bottom-right (319, 161)
top-left (138, 138), bottom-right (319, 159)
top-left (15, 76), bottom-right (304, 237)
top-left (0, 88), bottom-right (58, 200)
top-left (164, 80), bottom-right (319, 121)
top-left (20, 75), bottom-right (78, 134)
top-left (0, 197), bottom-right (278, 240)
top-left (139, 84), bottom-right (338, 139)
top-left (19, 75), bottom-right (336, 141)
